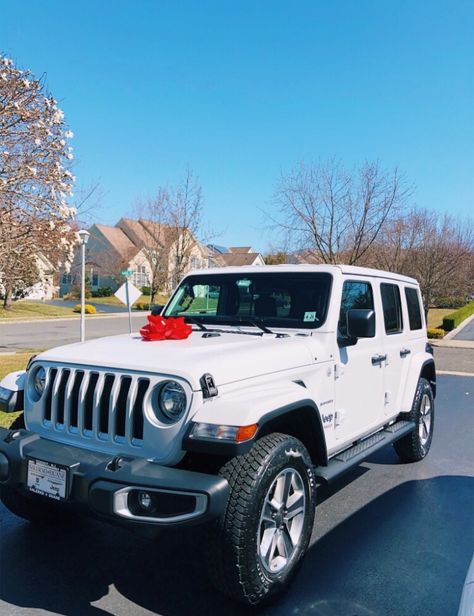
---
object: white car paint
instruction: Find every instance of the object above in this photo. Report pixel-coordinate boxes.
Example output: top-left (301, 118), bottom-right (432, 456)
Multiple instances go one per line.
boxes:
top-left (2, 264), bottom-right (431, 467)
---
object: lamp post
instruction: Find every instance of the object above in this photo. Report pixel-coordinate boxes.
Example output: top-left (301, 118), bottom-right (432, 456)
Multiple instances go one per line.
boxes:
top-left (77, 229), bottom-right (90, 342)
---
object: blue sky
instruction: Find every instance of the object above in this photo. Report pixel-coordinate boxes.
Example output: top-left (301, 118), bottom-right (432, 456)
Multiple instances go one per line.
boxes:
top-left (1, 1), bottom-right (473, 251)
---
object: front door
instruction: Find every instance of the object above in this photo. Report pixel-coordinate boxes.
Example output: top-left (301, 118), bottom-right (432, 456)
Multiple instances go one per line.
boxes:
top-left (332, 279), bottom-right (385, 450)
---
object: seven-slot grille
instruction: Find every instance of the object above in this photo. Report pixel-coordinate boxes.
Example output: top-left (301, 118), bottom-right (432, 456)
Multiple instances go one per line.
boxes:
top-left (42, 367), bottom-right (150, 446)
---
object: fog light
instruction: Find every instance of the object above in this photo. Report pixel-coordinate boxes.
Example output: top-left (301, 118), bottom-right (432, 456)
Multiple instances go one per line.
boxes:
top-left (138, 491), bottom-right (153, 511)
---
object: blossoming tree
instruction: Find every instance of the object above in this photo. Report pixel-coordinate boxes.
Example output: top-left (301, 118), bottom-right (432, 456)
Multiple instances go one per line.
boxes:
top-left (0, 54), bottom-right (76, 308)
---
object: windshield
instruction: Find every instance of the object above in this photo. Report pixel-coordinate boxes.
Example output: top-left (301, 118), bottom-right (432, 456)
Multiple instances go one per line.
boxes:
top-left (164, 272), bottom-right (332, 329)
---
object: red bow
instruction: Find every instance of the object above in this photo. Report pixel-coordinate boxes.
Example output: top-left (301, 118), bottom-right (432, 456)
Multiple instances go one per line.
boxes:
top-left (140, 315), bottom-right (192, 341)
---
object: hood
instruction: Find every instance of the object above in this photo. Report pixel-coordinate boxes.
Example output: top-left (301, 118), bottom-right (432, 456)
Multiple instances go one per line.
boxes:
top-left (37, 330), bottom-right (320, 391)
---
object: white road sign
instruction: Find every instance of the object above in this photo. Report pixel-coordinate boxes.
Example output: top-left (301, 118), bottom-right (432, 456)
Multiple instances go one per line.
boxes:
top-left (114, 281), bottom-right (142, 306)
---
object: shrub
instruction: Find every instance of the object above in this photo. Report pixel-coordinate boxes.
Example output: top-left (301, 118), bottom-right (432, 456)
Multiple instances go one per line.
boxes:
top-left (134, 301), bottom-right (150, 311)
top-left (427, 327), bottom-right (445, 339)
top-left (68, 285), bottom-right (92, 300)
top-left (141, 286), bottom-right (151, 296)
top-left (73, 303), bottom-right (97, 314)
top-left (442, 301), bottom-right (474, 331)
top-left (433, 296), bottom-right (466, 309)
top-left (97, 286), bottom-right (113, 297)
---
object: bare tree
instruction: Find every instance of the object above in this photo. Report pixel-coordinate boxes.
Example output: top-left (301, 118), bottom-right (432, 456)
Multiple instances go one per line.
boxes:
top-left (167, 169), bottom-right (205, 287)
top-left (363, 208), bottom-right (474, 312)
top-left (136, 169), bottom-right (207, 297)
top-left (135, 188), bottom-right (175, 303)
top-left (0, 54), bottom-right (76, 307)
top-left (402, 210), bottom-right (473, 311)
top-left (271, 159), bottom-right (411, 265)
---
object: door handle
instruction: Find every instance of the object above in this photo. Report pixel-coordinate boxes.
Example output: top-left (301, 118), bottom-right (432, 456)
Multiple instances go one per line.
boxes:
top-left (371, 354), bottom-right (387, 366)
top-left (400, 348), bottom-right (411, 358)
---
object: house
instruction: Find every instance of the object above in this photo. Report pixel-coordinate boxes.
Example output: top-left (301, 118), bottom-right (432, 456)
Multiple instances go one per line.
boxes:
top-left (59, 218), bottom-right (209, 296)
top-left (207, 245), bottom-right (266, 267)
top-left (23, 253), bottom-right (57, 300)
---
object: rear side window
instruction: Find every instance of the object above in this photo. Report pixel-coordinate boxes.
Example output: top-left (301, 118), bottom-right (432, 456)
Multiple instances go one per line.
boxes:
top-left (405, 287), bottom-right (423, 330)
top-left (339, 280), bottom-right (374, 336)
top-left (381, 283), bottom-right (403, 334)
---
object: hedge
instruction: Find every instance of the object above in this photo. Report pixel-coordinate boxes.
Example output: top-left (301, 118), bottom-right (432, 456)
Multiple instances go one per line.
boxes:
top-left (73, 303), bottom-right (97, 314)
top-left (134, 301), bottom-right (150, 311)
top-left (442, 301), bottom-right (474, 332)
top-left (427, 327), bottom-right (445, 339)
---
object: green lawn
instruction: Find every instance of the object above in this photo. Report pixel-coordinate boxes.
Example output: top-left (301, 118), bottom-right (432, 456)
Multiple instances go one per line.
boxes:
top-left (74, 293), bottom-right (169, 307)
top-left (427, 308), bottom-right (454, 330)
top-left (0, 301), bottom-right (75, 320)
top-left (0, 352), bottom-right (35, 428)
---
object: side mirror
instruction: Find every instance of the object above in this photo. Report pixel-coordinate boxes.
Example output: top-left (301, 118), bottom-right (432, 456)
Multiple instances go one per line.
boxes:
top-left (346, 309), bottom-right (375, 339)
top-left (151, 304), bottom-right (164, 316)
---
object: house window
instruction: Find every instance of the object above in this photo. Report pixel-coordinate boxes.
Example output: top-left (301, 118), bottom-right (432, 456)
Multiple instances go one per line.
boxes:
top-left (91, 273), bottom-right (99, 287)
top-left (132, 266), bottom-right (149, 288)
top-left (191, 258), bottom-right (203, 270)
top-left (62, 273), bottom-right (73, 285)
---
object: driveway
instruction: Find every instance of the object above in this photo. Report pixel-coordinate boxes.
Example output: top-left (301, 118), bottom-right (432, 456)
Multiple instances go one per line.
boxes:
top-left (454, 315), bottom-right (474, 341)
top-left (0, 374), bottom-right (472, 616)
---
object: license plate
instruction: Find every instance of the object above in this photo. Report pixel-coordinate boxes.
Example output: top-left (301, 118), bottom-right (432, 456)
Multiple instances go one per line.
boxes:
top-left (27, 458), bottom-right (68, 501)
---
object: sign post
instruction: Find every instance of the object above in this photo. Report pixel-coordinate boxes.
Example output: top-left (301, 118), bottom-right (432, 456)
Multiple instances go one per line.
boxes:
top-left (115, 273), bottom-right (141, 334)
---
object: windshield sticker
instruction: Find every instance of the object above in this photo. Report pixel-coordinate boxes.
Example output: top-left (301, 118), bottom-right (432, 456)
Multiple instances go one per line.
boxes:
top-left (304, 311), bottom-right (316, 322)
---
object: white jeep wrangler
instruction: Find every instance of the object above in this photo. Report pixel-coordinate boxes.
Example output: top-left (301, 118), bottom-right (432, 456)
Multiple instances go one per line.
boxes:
top-left (0, 265), bottom-right (435, 606)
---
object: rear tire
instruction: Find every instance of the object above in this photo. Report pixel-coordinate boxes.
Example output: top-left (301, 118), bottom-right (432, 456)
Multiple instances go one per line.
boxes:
top-left (206, 433), bottom-right (316, 606)
top-left (394, 377), bottom-right (434, 462)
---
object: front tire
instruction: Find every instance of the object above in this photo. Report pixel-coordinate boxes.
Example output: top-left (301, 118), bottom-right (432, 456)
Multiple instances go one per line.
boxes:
top-left (394, 377), bottom-right (434, 462)
top-left (206, 433), bottom-right (316, 606)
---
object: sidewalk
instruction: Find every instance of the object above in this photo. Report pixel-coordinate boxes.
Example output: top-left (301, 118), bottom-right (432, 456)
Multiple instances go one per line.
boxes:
top-left (431, 313), bottom-right (474, 350)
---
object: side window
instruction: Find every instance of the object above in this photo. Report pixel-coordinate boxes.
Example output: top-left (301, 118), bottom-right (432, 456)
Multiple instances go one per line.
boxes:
top-left (339, 280), bottom-right (374, 337)
top-left (381, 283), bottom-right (403, 334)
top-left (405, 287), bottom-right (423, 330)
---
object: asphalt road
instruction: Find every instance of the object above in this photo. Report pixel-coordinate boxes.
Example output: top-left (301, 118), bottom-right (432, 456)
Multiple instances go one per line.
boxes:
top-left (0, 374), bottom-right (472, 616)
top-left (0, 314), bottom-right (147, 351)
top-left (454, 316), bottom-right (474, 341)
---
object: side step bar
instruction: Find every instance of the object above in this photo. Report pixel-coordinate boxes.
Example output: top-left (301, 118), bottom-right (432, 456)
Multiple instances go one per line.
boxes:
top-left (314, 420), bottom-right (416, 483)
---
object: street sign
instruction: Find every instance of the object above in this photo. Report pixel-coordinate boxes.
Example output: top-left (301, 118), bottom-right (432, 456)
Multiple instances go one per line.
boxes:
top-left (115, 281), bottom-right (142, 335)
top-left (114, 282), bottom-right (142, 306)
top-left (121, 270), bottom-right (134, 277)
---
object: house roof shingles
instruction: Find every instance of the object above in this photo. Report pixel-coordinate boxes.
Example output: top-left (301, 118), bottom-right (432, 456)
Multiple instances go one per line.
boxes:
top-left (228, 246), bottom-right (252, 254)
top-left (117, 217), bottom-right (176, 249)
top-left (94, 224), bottom-right (138, 259)
top-left (216, 252), bottom-right (262, 266)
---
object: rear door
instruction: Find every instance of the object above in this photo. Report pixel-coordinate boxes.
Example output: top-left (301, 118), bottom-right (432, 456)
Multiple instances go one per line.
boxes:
top-left (379, 281), bottom-right (410, 418)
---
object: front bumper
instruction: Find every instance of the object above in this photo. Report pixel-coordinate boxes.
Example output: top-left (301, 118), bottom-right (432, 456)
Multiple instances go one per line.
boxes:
top-left (0, 426), bottom-right (229, 527)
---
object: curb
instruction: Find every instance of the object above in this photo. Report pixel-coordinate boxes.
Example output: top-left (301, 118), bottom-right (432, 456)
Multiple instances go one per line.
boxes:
top-left (443, 313), bottom-right (474, 340)
top-left (437, 370), bottom-right (474, 377)
top-left (431, 340), bottom-right (474, 350)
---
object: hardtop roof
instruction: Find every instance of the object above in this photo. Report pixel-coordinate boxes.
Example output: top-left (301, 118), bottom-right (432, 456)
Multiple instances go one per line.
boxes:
top-left (185, 263), bottom-right (419, 285)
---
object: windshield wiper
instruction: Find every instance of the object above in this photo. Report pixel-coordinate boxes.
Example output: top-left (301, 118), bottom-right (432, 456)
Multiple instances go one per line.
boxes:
top-left (234, 318), bottom-right (275, 334)
top-left (183, 316), bottom-right (208, 331)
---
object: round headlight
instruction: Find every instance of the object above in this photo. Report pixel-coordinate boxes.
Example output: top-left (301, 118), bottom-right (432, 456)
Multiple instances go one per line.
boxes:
top-left (158, 381), bottom-right (187, 422)
top-left (33, 366), bottom-right (47, 396)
